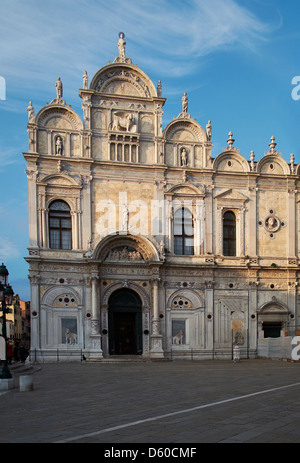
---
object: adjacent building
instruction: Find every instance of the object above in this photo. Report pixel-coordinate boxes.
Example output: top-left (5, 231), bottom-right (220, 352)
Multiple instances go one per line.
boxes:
top-left (24, 34), bottom-right (300, 362)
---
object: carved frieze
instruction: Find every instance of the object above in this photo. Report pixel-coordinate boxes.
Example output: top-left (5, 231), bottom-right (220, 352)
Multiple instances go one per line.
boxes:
top-left (105, 246), bottom-right (144, 262)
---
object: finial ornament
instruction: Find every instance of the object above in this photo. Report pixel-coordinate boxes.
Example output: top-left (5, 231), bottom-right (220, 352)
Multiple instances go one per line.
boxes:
top-left (250, 150), bottom-right (255, 171)
top-left (265, 135), bottom-right (281, 156)
top-left (223, 131), bottom-right (240, 153)
top-left (290, 153), bottom-right (295, 174)
top-left (269, 136), bottom-right (276, 151)
top-left (227, 131), bottom-right (235, 147)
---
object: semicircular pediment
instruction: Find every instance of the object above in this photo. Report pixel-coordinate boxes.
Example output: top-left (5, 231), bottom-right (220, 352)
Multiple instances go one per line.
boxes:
top-left (90, 64), bottom-right (157, 98)
top-left (257, 155), bottom-right (289, 175)
top-left (92, 233), bottom-right (160, 262)
top-left (167, 289), bottom-right (204, 309)
top-left (213, 151), bottom-right (250, 173)
top-left (42, 286), bottom-right (82, 307)
top-left (166, 183), bottom-right (205, 196)
top-left (164, 119), bottom-right (206, 143)
top-left (36, 106), bottom-right (83, 131)
top-left (38, 173), bottom-right (81, 187)
top-left (258, 299), bottom-right (289, 314)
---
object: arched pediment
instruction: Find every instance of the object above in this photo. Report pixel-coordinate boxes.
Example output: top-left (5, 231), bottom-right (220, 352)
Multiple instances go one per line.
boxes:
top-left (257, 155), bottom-right (290, 175)
top-left (91, 233), bottom-right (160, 262)
top-left (90, 63), bottom-right (157, 98)
top-left (38, 173), bottom-right (81, 187)
top-left (258, 299), bottom-right (289, 315)
top-left (41, 286), bottom-right (82, 307)
top-left (167, 289), bottom-right (204, 309)
top-left (36, 106), bottom-right (83, 131)
top-left (164, 119), bottom-right (206, 143)
top-left (165, 183), bottom-right (205, 197)
top-left (213, 151), bottom-right (250, 173)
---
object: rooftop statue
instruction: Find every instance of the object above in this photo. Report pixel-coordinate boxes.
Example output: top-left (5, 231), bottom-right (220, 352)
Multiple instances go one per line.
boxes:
top-left (113, 32), bottom-right (132, 64)
top-left (27, 101), bottom-right (35, 122)
top-left (56, 77), bottom-right (63, 99)
top-left (82, 70), bottom-right (88, 89)
top-left (118, 32), bottom-right (126, 58)
top-left (182, 92), bottom-right (188, 114)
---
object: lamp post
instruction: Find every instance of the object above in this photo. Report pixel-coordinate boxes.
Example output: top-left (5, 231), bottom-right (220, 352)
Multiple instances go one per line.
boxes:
top-left (0, 263), bottom-right (14, 379)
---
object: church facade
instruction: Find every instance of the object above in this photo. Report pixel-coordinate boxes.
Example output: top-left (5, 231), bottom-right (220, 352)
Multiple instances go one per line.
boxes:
top-left (24, 34), bottom-right (300, 362)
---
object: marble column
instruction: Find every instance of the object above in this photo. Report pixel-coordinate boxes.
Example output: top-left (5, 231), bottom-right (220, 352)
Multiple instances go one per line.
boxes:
top-left (150, 278), bottom-right (164, 358)
top-left (88, 275), bottom-right (103, 359)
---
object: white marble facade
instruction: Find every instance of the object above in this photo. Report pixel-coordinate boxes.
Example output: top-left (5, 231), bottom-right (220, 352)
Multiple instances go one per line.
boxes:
top-left (24, 34), bottom-right (300, 362)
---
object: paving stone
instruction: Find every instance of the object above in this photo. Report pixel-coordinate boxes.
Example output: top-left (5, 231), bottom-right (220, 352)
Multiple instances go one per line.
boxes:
top-left (1, 359), bottom-right (300, 443)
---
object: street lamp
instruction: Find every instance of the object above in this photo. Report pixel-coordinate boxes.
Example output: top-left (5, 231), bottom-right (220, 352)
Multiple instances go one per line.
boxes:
top-left (0, 263), bottom-right (14, 379)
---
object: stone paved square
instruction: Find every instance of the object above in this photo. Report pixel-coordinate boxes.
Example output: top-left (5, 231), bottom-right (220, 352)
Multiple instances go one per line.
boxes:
top-left (1, 359), bottom-right (300, 444)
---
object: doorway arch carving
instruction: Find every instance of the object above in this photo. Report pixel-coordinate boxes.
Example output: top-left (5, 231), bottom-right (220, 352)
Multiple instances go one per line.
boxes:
top-left (101, 281), bottom-right (150, 356)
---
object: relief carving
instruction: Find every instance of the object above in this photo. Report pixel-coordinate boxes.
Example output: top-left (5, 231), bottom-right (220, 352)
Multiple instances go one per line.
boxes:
top-left (105, 246), bottom-right (144, 262)
top-left (111, 111), bottom-right (135, 132)
top-left (65, 328), bottom-right (77, 345)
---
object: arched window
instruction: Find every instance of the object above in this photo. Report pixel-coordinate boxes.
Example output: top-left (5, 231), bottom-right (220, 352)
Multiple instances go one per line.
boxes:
top-left (223, 211), bottom-right (236, 256)
top-left (174, 207), bottom-right (194, 255)
top-left (49, 200), bottom-right (72, 250)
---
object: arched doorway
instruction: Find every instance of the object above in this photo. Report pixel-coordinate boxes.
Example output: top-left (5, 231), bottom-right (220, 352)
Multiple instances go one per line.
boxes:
top-left (108, 289), bottom-right (143, 355)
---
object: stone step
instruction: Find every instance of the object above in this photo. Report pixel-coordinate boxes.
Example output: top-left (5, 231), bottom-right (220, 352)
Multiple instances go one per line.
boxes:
top-left (5, 362), bottom-right (42, 376)
top-left (86, 355), bottom-right (170, 363)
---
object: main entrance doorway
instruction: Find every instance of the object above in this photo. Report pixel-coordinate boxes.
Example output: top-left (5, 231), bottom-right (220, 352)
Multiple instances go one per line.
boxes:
top-left (108, 288), bottom-right (143, 355)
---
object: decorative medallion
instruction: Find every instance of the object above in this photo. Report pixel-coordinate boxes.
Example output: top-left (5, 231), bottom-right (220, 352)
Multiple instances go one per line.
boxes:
top-left (259, 208), bottom-right (286, 238)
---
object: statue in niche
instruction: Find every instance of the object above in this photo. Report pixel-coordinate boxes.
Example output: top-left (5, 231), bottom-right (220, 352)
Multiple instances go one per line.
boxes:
top-left (182, 92), bottom-right (188, 114)
top-left (206, 120), bottom-right (212, 141)
top-left (233, 331), bottom-right (244, 346)
top-left (27, 101), bottom-right (35, 122)
top-left (172, 330), bottom-right (184, 345)
top-left (55, 77), bottom-right (63, 99)
top-left (65, 328), bottom-right (77, 345)
top-left (181, 148), bottom-right (187, 166)
top-left (55, 136), bottom-right (63, 155)
top-left (82, 70), bottom-right (88, 89)
top-left (118, 32), bottom-right (126, 58)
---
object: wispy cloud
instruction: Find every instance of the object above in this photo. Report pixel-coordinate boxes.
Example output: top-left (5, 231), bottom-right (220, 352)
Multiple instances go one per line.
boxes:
top-left (0, 0), bottom-right (273, 97)
top-left (0, 146), bottom-right (19, 171)
top-left (0, 236), bottom-right (20, 261)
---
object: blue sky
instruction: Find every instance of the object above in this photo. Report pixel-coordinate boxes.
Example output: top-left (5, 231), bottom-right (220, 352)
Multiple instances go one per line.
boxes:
top-left (0, 0), bottom-right (300, 301)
